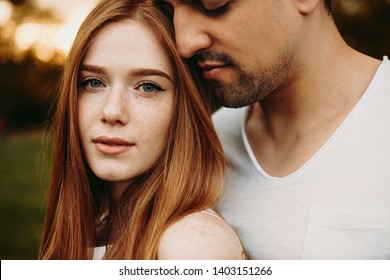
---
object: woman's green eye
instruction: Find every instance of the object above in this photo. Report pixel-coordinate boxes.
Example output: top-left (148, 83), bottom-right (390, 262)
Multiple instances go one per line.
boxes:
top-left (142, 83), bottom-right (156, 93)
top-left (139, 82), bottom-right (164, 94)
top-left (89, 79), bottom-right (102, 88)
top-left (81, 78), bottom-right (103, 88)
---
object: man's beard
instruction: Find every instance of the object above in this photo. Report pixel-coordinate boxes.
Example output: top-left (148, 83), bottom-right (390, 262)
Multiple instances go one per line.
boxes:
top-left (197, 49), bottom-right (294, 108)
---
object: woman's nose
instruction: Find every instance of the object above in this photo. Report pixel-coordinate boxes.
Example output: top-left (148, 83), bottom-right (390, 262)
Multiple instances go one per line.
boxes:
top-left (101, 87), bottom-right (129, 125)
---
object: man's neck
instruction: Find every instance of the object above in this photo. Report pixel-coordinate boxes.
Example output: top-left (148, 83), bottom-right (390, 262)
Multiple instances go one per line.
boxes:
top-left (245, 41), bottom-right (380, 177)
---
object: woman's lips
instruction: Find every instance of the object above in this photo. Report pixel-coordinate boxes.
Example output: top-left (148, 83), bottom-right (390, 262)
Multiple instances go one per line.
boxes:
top-left (92, 137), bottom-right (134, 155)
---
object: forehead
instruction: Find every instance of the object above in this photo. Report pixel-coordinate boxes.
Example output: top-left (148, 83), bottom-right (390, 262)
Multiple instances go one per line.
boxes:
top-left (89, 20), bottom-right (156, 56)
top-left (84, 20), bottom-right (173, 73)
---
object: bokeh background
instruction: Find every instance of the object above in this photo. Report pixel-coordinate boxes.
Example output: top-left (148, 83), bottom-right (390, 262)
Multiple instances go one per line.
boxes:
top-left (0, 0), bottom-right (389, 260)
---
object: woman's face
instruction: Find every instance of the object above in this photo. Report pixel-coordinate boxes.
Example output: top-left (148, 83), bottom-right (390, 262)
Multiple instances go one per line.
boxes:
top-left (78, 20), bottom-right (174, 196)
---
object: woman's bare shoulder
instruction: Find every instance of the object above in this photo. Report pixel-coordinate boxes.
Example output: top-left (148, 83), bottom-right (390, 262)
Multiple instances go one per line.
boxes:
top-left (157, 210), bottom-right (244, 260)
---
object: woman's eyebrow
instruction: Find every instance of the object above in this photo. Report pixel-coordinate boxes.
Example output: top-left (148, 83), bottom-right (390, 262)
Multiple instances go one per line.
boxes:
top-left (80, 64), bottom-right (106, 74)
top-left (132, 68), bottom-right (172, 81)
top-left (80, 65), bottom-right (172, 81)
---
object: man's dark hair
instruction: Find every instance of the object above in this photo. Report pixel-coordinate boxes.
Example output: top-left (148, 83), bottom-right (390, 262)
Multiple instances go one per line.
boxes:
top-left (324, 0), bottom-right (332, 14)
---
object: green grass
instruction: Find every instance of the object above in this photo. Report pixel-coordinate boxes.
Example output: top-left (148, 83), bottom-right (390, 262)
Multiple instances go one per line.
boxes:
top-left (0, 131), bottom-right (51, 259)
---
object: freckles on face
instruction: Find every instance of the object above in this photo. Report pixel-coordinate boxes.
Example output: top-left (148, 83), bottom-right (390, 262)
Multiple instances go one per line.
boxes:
top-left (77, 20), bottom-right (175, 190)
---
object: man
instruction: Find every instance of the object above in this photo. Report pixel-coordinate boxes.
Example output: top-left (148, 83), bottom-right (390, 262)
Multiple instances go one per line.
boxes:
top-left (157, 0), bottom-right (390, 259)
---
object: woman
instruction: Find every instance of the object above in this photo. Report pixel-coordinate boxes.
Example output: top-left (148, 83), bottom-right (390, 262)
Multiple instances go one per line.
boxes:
top-left (39, 0), bottom-right (245, 260)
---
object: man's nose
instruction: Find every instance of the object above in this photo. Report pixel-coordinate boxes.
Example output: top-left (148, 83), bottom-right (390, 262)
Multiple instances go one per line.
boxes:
top-left (173, 9), bottom-right (212, 58)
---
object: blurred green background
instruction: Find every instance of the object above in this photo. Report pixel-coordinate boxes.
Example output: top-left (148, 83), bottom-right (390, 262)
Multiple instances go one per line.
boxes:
top-left (0, 0), bottom-right (389, 259)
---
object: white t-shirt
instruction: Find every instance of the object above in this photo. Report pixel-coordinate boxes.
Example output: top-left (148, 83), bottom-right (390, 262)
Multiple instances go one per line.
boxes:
top-left (213, 56), bottom-right (390, 259)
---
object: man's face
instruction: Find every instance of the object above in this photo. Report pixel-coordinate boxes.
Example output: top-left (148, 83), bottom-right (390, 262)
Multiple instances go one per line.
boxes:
top-left (159, 0), bottom-right (301, 107)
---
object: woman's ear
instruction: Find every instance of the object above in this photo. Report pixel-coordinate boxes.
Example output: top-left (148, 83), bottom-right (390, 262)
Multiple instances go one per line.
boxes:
top-left (295, 0), bottom-right (321, 15)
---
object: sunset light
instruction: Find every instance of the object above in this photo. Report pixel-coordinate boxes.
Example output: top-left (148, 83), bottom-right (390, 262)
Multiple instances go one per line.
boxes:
top-left (0, 0), bottom-right (96, 63)
top-left (0, 1), bottom-right (13, 27)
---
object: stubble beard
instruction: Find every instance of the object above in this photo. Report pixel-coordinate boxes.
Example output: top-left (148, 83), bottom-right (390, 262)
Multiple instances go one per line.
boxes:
top-left (200, 48), bottom-right (295, 108)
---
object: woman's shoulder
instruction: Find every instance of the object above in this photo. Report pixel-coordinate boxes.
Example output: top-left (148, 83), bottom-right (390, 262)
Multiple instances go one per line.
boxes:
top-left (157, 209), bottom-right (245, 260)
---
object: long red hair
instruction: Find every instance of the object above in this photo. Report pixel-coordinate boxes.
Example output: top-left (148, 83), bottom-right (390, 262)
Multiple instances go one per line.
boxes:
top-left (39, 0), bottom-right (225, 259)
